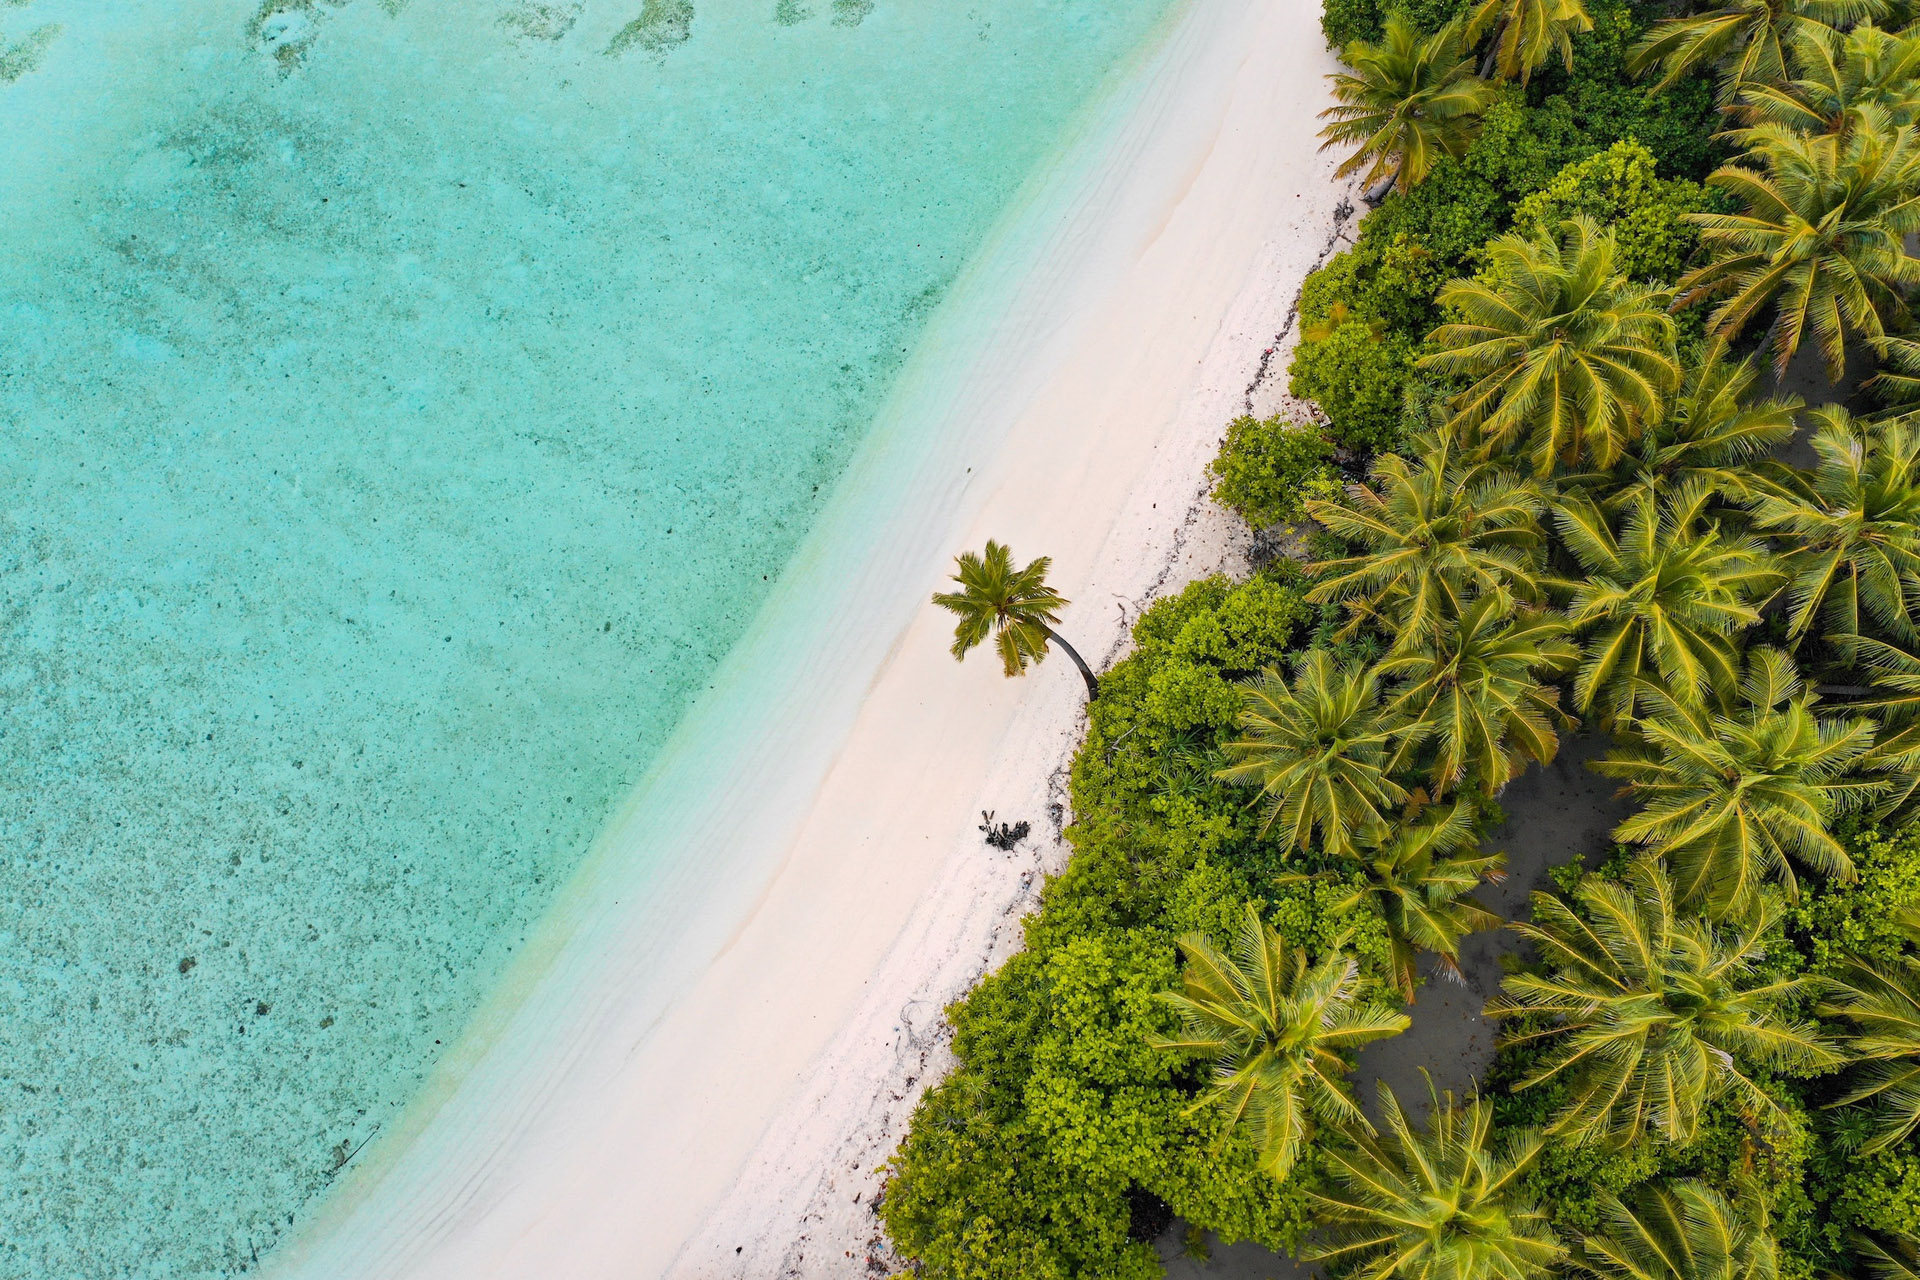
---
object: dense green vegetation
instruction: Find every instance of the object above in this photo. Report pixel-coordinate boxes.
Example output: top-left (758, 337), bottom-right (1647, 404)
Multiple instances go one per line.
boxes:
top-left (884, 0), bottom-right (1920, 1276)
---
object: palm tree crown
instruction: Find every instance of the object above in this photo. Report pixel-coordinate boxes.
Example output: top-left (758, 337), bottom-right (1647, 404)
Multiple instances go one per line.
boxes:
top-left (1423, 216), bottom-right (1681, 478)
top-left (1749, 408), bottom-right (1920, 655)
top-left (1153, 903), bottom-right (1409, 1179)
top-left (1217, 652), bottom-right (1407, 858)
top-left (1629, 0), bottom-right (1888, 102)
top-left (1320, 16), bottom-right (1499, 195)
top-left (1333, 803), bottom-right (1507, 999)
top-left (1571, 1179), bottom-right (1779, 1280)
top-left (1733, 20), bottom-right (1920, 137)
top-left (1820, 945), bottom-right (1920, 1152)
top-left (1378, 593), bottom-right (1577, 798)
top-left (1467, 0), bottom-right (1594, 85)
top-left (1491, 857), bottom-right (1842, 1146)
top-left (1556, 483), bottom-right (1784, 724)
top-left (1308, 429), bottom-right (1548, 654)
top-left (1680, 107), bottom-right (1920, 380)
top-left (1573, 347), bottom-right (1801, 512)
top-left (932, 540), bottom-right (1099, 698)
top-left (1308, 1081), bottom-right (1562, 1280)
top-left (1596, 647), bottom-right (1882, 915)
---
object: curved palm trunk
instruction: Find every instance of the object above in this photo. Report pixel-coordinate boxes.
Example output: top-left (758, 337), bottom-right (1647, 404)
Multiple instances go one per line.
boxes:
top-left (1040, 623), bottom-right (1100, 701)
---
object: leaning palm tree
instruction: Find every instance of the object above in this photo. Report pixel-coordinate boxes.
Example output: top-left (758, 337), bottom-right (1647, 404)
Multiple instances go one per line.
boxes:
top-left (1571, 1179), bottom-right (1779, 1280)
top-left (1308, 1081), bottom-right (1562, 1280)
top-left (1491, 857), bottom-right (1843, 1146)
top-left (1568, 346), bottom-right (1802, 513)
top-left (1307, 427), bottom-right (1549, 653)
top-left (1467, 0), bottom-right (1593, 84)
top-left (1820, 948), bottom-right (1920, 1152)
top-left (1319, 15), bottom-right (1499, 195)
top-left (1152, 903), bottom-right (1410, 1179)
top-left (1423, 217), bottom-right (1682, 478)
top-left (932, 540), bottom-right (1099, 699)
top-left (1748, 408), bottom-right (1920, 656)
top-left (1732, 20), bottom-right (1920, 136)
top-left (1680, 107), bottom-right (1920, 380)
top-left (1331, 803), bottom-right (1507, 999)
top-left (1217, 652), bottom-right (1407, 858)
top-left (1377, 593), bottom-right (1577, 798)
top-left (1556, 482), bottom-right (1784, 724)
top-left (1629, 0), bottom-right (1888, 102)
top-left (1596, 647), bottom-right (1883, 915)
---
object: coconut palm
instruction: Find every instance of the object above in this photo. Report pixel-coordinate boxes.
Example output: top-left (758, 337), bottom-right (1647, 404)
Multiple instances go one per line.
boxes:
top-left (1629, 0), bottom-right (1888, 102)
top-left (1307, 428), bottom-right (1549, 653)
top-left (1423, 217), bottom-right (1682, 479)
top-left (1467, 0), bottom-right (1593, 84)
top-left (1319, 16), bottom-right (1499, 195)
top-left (1556, 483), bottom-right (1784, 724)
top-left (1377, 593), bottom-right (1577, 798)
top-left (1749, 408), bottom-right (1920, 655)
top-left (932, 540), bottom-right (1099, 699)
top-left (1568, 346), bottom-right (1802, 512)
top-left (1490, 857), bottom-right (1843, 1146)
top-left (1571, 1179), bottom-right (1779, 1280)
top-left (1307, 1081), bottom-right (1562, 1280)
top-left (1331, 803), bottom-right (1508, 999)
top-left (1217, 652), bottom-right (1408, 857)
top-left (1732, 21), bottom-right (1920, 136)
top-left (1596, 647), bottom-right (1883, 915)
top-left (1152, 903), bottom-right (1410, 1179)
top-left (1820, 948), bottom-right (1920, 1152)
top-left (1680, 108), bottom-right (1920, 380)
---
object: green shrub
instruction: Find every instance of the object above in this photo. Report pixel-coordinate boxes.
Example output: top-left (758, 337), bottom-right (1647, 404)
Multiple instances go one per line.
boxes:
top-left (1208, 415), bottom-right (1338, 530)
top-left (1791, 819), bottom-right (1920, 974)
top-left (1319, 0), bottom-right (1475, 47)
top-left (1510, 140), bottom-right (1711, 282)
top-left (881, 575), bottom-right (1371, 1279)
top-left (1288, 322), bottom-right (1415, 453)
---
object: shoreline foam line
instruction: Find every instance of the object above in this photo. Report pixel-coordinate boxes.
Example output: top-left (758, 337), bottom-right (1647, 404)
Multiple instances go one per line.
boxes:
top-left (262, 0), bottom-right (1346, 1274)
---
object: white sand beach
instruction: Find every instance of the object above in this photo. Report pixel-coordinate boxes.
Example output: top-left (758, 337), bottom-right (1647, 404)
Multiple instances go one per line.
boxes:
top-left (263, 1), bottom-right (1352, 1275)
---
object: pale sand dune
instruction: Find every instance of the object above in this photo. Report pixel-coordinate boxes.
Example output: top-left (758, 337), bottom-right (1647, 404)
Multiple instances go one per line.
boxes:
top-left (263, 2), bottom-right (1352, 1276)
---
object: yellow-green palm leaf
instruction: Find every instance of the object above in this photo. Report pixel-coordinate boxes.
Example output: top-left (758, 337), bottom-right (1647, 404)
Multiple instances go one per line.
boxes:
top-left (1556, 482), bottom-right (1783, 725)
top-left (1748, 407), bottom-right (1920, 654)
top-left (1308, 427), bottom-right (1549, 654)
top-left (1336, 804), bottom-right (1508, 999)
top-left (1821, 950), bottom-right (1920, 1152)
top-left (1423, 216), bottom-right (1681, 478)
top-left (1320, 15), bottom-right (1499, 194)
top-left (1572, 1179), bottom-right (1779, 1280)
top-left (1307, 1081), bottom-right (1563, 1280)
top-left (1490, 857), bottom-right (1842, 1145)
top-left (1630, 0), bottom-right (1887, 102)
top-left (1467, 0), bottom-right (1593, 84)
top-left (1377, 593), bottom-right (1577, 797)
top-left (1732, 20), bottom-right (1920, 136)
top-left (1152, 903), bottom-right (1409, 1180)
top-left (1217, 652), bottom-right (1408, 857)
top-left (1595, 647), bottom-right (1882, 915)
top-left (1680, 107), bottom-right (1920, 379)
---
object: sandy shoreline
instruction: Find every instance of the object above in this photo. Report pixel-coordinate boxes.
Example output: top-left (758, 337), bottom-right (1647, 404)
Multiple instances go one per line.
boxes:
top-left (263, 3), bottom-right (1352, 1276)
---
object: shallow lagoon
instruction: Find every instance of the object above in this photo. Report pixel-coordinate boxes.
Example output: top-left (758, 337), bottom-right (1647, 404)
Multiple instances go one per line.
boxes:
top-left (0, 0), bottom-right (1175, 1272)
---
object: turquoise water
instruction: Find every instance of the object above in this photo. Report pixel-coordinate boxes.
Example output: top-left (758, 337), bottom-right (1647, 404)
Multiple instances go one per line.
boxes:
top-left (0, 1), bottom-right (1176, 1274)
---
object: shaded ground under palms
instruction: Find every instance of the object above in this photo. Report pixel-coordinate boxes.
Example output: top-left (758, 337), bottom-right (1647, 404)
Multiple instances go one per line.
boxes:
top-left (1156, 733), bottom-right (1632, 1279)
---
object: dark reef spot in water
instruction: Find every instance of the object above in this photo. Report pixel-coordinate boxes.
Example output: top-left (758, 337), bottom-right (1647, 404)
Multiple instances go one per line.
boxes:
top-left (319, 1015), bottom-right (334, 1028)
top-left (178, 956), bottom-right (196, 975)
top-left (255, 1001), bottom-right (271, 1016)
top-left (773, 0), bottom-right (811, 25)
top-left (830, 0), bottom-right (872, 27)
top-left (500, 1), bottom-right (581, 41)
top-left (606, 0), bottom-right (693, 55)
top-left (0, 22), bottom-right (59, 84)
